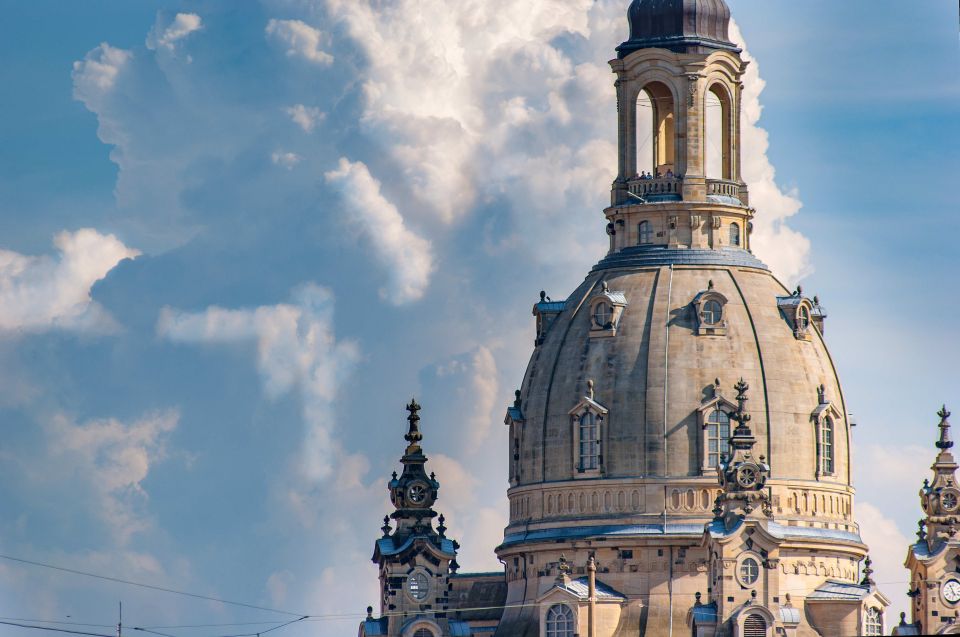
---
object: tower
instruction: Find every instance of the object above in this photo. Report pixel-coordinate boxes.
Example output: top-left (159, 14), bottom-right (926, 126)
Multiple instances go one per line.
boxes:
top-left (900, 406), bottom-right (960, 635)
top-left (360, 401), bottom-right (468, 637)
top-left (496, 1), bottom-right (888, 635)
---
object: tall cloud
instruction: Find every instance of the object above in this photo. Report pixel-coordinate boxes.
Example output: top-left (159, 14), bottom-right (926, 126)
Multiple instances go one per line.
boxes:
top-left (147, 13), bottom-right (203, 52)
top-left (0, 229), bottom-right (139, 333)
top-left (157, 283), bottom-right (359, 482)
top-left (325, 158), bottom-right (435, 305)
top-left (72, 43), bottom-right (132, 107)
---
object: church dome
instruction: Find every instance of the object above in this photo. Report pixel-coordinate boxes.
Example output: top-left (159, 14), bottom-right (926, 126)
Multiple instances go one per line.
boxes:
top-left (502, 248), bottom-right (855, 546)
top-left (620, 0), bottom-right (737, 57)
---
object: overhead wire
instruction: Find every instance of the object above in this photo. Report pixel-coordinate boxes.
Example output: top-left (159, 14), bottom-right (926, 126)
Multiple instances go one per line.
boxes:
top-left (0, 620), bottom-right (115, 637)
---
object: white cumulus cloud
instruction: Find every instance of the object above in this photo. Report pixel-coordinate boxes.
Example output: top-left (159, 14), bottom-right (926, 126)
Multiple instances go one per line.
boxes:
top-left (72, 43), bottom-right (132, 107)
top-left (857, 502), bottom-right (911, 622)
top-left (47, 410), bottom-right (179, 544)
top-left (147, 13), bottom-right (203, 52)
top-left (158, 284), bottom-right (359, 482)
top-left (325, 158), bottom-right (435, 305)
top-left (0, 229), bottom-right (139, 333)
top-left (285, 104), bottom-right (325, 133)
top-left (266, 18), bottom-right (334, 66)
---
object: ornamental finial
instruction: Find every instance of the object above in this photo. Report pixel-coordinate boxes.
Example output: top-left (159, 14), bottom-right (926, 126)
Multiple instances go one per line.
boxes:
top-left (514, 389), bottom-right (522, 409)
top-left (437, 513), bottom-right (447, 538)
top-left (382, 515), bottom-right (391, 537)
top-left (587, 379), bottom-right (595, 400)
top-left (405, 399), bottom-right (422, 445)
top-left (938, 405), bottom-right (953, 450)
top-left (732, 378), bottom-right (751, 426)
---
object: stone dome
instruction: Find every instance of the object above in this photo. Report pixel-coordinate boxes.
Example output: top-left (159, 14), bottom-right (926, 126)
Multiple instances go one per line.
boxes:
top-left (503, 248), bottom-right (854, 543)
top-left (620, 0), bottom-right (737, 57)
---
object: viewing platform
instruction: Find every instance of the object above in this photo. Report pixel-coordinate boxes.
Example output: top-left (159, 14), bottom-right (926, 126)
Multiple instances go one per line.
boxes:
top-left (624, 177), bottom-right (749, 206)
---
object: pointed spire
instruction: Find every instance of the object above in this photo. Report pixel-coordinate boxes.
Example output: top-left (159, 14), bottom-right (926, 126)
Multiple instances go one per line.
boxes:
top-left (405, 398), bottom-right (422, 446)
top-left (861, 556), bottom-right (875, 586)
top-left (937, 405), bottom-right (953, 450)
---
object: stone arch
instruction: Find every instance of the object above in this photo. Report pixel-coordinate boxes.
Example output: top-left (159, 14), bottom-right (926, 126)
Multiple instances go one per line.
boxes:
top-left (635, 80), bottom-right (677, 176)
top-left (704, 80), bottom-right (733, 180)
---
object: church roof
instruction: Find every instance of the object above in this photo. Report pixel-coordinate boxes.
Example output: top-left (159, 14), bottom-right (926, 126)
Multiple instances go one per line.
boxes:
top-left (553, 576), bottom-right (627, 601)
top-left (361, 617), bottom-right (388, 635)
top-left (806, 580), bottom-right (873, 602)
top-left (375, 534), bottom-right (457, 558)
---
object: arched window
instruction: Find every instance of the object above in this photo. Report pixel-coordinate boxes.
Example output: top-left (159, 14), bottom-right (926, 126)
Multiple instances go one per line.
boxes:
top-left (579, 413), bottom-right (599, 471)
top-left (702, 300), bottom-right (723, 326)
top-left (413, 629), bottom-right (436, 637)
top-left (743, 614), bottom-right (766, 637)
top-left (546, 604), bottom-right (575, 637)
top-left (864, 608), bottom-right (883, 636)
top-left (705, 410), bottom-right (731, 468)
top-left (729, 222), bottom-right (741, 246)
top-left (638, 220), bottom-right (653, 245)
top-left (821, 417), bottom-right (834, 475)
top-left (797, 305), bottom-right (811, 332)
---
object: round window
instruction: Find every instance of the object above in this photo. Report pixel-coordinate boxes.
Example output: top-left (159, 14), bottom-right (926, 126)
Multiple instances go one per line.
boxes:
top-left (408, 572), bottom-right (430, 601)
top-left (593, 303), bottom-right (612, 328)
top-left (943, 490), bottom-right (959, 512)
top-left (702, 300), bottom-right (723, 326)
top-left (739, 557), bottom-right (760, 586)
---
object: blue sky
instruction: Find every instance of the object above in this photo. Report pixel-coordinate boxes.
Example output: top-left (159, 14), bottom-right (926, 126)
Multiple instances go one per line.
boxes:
top-left (0, 0), bottom-right (956, 631)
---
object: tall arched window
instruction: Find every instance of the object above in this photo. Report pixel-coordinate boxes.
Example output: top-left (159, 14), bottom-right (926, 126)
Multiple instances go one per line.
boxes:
top-left (579, 413), bottom-right (599, 471)
top-left (821, 417), bottom-right (834, 475)
top-left (864, 608), bottom-right (883, 635)
top-left (729, 222), bottom-right (741, 246)
top-left (743, 614), bottom-right (766, 637)
top-left (705, 410), bottom-right (731, 468)
top-left (638, 220), bottom-right (653, 245)
top-left (636, 82), bottom-right (675, 177)
top-left (705, 84), bottom-right (732, 180)
top-left (546, 604), bottom-right (575, 637)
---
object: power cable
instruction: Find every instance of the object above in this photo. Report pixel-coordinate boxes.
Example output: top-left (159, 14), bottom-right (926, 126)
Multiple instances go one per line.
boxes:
top-left (0, 554), bottom-right (305, 618)
top-left (0, 620), bottom-right (115, 637)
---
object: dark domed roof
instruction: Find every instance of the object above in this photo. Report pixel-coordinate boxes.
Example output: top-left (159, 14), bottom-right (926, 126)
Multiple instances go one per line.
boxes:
top-left (619, 0), bottom-right (738, 58)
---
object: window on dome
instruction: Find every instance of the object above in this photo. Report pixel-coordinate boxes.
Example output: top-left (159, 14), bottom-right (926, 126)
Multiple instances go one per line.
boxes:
top-left (546, 604), bottom-right (574, 637)
top-left (864, 608), bottom-right (882, 636)
top-left (593, 302), bottom-right (612, 329)
top-left (579, 412), bottom-right (600, 471)
top-left (739, 557), bottom-right (760, 586)
top-left (705, 410), bottom-right (731, 468)
top-left (638, 220), bottom-right (653, 245)
top-left (413, 630), bottom-right (435, 637)
top-left (729, 222), bottom-right (741, 246)
top-left (820, 417), bottom-right (834, 475)
top-left (702, 300), bottom-right (723, 326)
top-left (797, 305), bottom-right (811, 332)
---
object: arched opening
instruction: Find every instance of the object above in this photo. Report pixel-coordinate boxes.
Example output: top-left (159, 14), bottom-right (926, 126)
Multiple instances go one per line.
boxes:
top-left (821, 417), bottom-right (834, 474)
top-left (413, 629), bottom-right (436, 637)
top-left (743, 614), bottom-right (767, 637)
top-left (636, 82), bottom-right (675, 177)
top-left (705, 83), bottom-right (732, 180)
top-left (638, 220), bottom-right (653, 245)
top-left (729, 222), bottom-right (741, 246)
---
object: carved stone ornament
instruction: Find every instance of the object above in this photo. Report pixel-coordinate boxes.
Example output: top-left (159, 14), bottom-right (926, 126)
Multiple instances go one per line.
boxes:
top-left (712, 215), bottom-right (722, 229)
top-left (687, 74), bottom-right (700, 107)
top-left (690, 214), bottom-right (702, 229)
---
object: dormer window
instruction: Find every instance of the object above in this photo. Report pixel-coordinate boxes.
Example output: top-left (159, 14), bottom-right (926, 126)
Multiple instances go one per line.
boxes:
top-left (698, 379), bottom-right (738, 474)
top-left (777, 287), bottom-right (824, 340)
top-left (692, 283), bottom-right (728, 336)
top-left (638, 220), bottom-right (653, 245)
top-left (811, 385), bottom-right (842, 479)
top-left (588, 282), bottom-right (627, 338)
top-left (569, 380), bottom-right (607, 478)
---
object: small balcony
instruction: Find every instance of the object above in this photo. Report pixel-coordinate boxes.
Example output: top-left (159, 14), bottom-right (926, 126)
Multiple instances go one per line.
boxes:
top-left (624, 177), bottom-right (748, 206)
